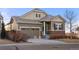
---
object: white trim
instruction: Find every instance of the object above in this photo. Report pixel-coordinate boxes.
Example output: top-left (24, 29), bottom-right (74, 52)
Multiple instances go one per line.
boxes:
top-left (20, 26), bottom-right (41, 29)
top-left (20, 26), bottom-right (41, 32)
top-left (18, 22), bottom-right (42, 24)
top-left (51, 22), bottom-right (65, 31)
top-left (43, 21), bottom-right (46, 36)
top-left (52, 30), bottom-right (65, 31)
top-left (51, 21), bottom-right (52, 30)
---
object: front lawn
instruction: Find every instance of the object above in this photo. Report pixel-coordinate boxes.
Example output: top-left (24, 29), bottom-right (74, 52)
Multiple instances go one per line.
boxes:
top-left (0, 39), bottom-right (15, 44)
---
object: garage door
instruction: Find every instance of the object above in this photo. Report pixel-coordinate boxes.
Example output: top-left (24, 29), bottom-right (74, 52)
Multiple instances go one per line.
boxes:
top-left (21, 28), bottom-right (39, 38)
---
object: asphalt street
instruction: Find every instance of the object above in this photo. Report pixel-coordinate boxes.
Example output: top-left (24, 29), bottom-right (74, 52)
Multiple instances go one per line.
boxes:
top-left (0, 39), bottom-right (79, 50)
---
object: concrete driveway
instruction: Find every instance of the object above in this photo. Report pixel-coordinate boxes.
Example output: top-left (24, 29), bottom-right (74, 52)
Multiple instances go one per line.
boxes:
top-left (27, 39), bottom-right (65, 45)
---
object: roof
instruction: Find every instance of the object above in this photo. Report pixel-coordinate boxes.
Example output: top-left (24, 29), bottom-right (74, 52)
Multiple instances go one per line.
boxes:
top-left (6, 16), bottom-right (20, 25)
top-left (10, 16), bottom-right (19, 23)
top-left (22, 8), bottom-right (47, 17)
top-left (51, 15), bottom-right (65, 22)
top-left (40, 15), bottom-right (65, 22)
top-left (9, 15), bottom-right (65, 24)
top-left (40, 15), bottom-right (53, 21)
top-left (32, 8), bottom-right (46, 13)
top-left (9, 16), bottom-right (42, 25)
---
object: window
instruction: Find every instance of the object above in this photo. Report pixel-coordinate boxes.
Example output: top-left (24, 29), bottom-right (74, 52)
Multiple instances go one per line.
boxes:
top-left (54, 23), bottom-right (63, 30)
top-left (39, 14), bottom-right (41, 17)
top-left (54, 23), bottom-right (57, 30)
top-left (59, 24), bottom-right (63, 30)
top-left (36, 13), bottom-right (41, 18)
top-left (36, 14), bottom-right (38, 17)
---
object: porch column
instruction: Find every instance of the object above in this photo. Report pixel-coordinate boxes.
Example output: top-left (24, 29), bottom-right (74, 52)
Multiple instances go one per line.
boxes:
top-left (51, 22), bottom-right (52, 30)
top-left (39, 28), bottom-right (41, 39)
top-left (43, 21), bottom-right (46, 36)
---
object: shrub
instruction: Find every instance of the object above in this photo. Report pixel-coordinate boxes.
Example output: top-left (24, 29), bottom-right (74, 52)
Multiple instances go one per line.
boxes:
top-left (6, 30), bottom-right (29, 42)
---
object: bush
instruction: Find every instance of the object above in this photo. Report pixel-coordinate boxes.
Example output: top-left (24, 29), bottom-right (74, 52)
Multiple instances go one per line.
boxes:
top-left (6, 30), bottom-right (29, 42)
top-left (49, 35), bottom-right (79, 39)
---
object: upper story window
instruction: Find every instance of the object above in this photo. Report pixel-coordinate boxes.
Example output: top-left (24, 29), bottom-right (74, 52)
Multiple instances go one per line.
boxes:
top-left (54, 23), bottom-right (63, 30)
top-left (36, 13), bottom-right (41, 18)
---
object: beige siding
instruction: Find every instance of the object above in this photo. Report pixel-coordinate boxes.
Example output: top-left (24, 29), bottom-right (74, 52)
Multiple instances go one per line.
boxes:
top-left (51, 17), bottom-right (65, 31)
top-left (21, 11), bottom-right (46, 20)
top-left (11, 19), bottom-right (18, 30)
top-left (51, 22), bottom-right (65, 31)
top-left (18, 23), bottom-right (42, 28)
top-left (5, 19), bottom-right (18, 31)
top-left (5, 24), bottom-right (11, 31)
top-left (51, 22), bottom-right (54, 31)
top-left (17, 19), bottom-right (41, 24)
top-left (51, 17), bottom-right (64, 22)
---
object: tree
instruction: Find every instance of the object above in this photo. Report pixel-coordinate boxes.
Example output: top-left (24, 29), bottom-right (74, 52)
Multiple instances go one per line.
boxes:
top-left (64, 9), bottom-right (77, 39)
top-left (1, 21), bottom-right (6, 39)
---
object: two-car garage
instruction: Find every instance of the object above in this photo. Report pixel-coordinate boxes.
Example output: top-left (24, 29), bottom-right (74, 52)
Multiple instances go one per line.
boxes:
top-left (21, 27), bottom-right (41, 38)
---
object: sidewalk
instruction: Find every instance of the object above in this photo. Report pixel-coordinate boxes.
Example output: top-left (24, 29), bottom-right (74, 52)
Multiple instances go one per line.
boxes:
top-left (28, 39), bottom-right (65, 45)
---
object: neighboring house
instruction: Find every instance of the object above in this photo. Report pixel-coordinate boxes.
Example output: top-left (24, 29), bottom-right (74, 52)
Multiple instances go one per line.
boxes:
top-left (5, 18), bottom-right (18, 31)
top-left (5, 8), bottom-right (65, 39)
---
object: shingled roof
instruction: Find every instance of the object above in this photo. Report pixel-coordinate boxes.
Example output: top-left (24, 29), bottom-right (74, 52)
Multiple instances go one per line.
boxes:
top-left (40, 15), bottom-right (65, 22)
top-left (40, 15), bottom-right (53, 21)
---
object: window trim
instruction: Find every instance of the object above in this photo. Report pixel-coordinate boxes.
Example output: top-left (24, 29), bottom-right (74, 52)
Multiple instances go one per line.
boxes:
top-left (36, 13), bottom-right (41, 18)
top-left (54, 23), bottom-right (63, 31)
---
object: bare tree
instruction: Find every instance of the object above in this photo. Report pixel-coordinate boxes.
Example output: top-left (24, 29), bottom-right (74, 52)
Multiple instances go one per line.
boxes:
top-left (64, 9), bottom-right (77, 39)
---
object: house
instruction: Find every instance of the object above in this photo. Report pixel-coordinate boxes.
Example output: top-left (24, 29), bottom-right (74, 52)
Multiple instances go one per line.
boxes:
top-left (5, 8), bottom-right (65, 39)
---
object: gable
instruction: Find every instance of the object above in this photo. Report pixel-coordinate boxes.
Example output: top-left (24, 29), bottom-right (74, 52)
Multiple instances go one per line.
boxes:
top-left (51, 16), bottom-right (65, 22)
top-left (20, 8), bottom-right (47, 20)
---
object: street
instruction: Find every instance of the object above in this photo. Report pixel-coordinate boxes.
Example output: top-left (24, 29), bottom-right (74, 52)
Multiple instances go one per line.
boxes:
top-left (0, 39), bottom-right (78, 50)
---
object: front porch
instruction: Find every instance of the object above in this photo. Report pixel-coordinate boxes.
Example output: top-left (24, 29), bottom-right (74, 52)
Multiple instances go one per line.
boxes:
top-left (41, 21), bottom-right (65, 39)
top-left (41, 21), bottom-right (51, 38)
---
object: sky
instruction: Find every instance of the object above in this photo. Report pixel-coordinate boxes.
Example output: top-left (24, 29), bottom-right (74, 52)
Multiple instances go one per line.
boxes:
top-left (0, 8), bottom-right (79, 32)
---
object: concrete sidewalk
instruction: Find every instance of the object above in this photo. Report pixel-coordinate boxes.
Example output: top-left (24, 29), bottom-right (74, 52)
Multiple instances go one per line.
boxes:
top-left (28, 39), bottom-right (65, 45)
